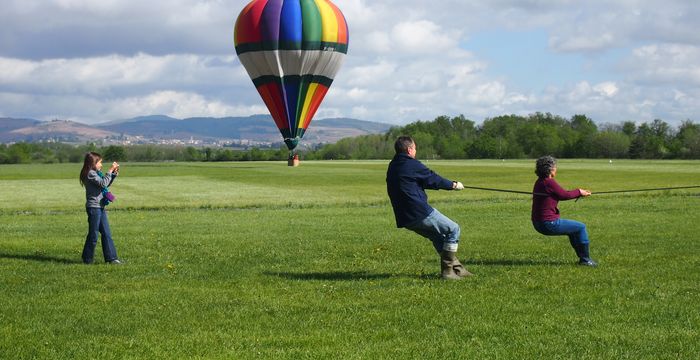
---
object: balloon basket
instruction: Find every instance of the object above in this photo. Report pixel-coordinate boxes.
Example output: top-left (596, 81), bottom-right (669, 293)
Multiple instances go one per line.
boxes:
top-left (288, 154), bottom-right (300, 167)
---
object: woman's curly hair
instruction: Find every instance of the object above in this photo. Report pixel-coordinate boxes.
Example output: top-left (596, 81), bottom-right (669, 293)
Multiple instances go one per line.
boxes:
top-left (535, 155), bottom-right (557, 178)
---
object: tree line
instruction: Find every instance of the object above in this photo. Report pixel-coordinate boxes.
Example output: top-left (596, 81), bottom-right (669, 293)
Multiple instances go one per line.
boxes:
top-left (0, 142), bottom-right (290, 164)
top-left (1, 113), bottom-right (698, 164)
top-left (309, 113), bottom-right (699, 160)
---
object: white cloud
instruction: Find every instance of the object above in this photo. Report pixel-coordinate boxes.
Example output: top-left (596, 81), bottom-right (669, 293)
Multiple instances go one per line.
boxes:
top-left (0, 53), bottom-right (260, 122)
top-left (550, 33), bottom-right (616, 53)
top-left (0, 90), bottom-right (267, 123)
top-left (0, 54), bottom-right (245, 96)
top-left (54, 0), bottom-right (123, 12)
top-left (446, 62), bottom-right (488, 88)
top-left (343, 60), bottom-right (397, 87)
top-left (113, 91), bottom-right (245, 119)
top-left (390, 20), bottom-right (459, 55)
top-left (345, 88), bottom-right (370, 101)
top-left (626, 44), bottom-right (700, 85)
top-left (363, 31), bottom-right (392, 53)
top-left (594, 82), bottom-right (619, 98)
top-left (351, 105), bottom-right (370, 119)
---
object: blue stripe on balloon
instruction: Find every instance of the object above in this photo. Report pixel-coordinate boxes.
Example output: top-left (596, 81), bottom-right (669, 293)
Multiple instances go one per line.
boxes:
top-left (280, 0), bottom-right (302, 45)
top-left (282, 77), bottom-right (301, 131)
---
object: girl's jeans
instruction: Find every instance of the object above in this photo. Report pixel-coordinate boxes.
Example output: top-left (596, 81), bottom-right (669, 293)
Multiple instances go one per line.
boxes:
top-left (82, 207), bottom-right (118, 263)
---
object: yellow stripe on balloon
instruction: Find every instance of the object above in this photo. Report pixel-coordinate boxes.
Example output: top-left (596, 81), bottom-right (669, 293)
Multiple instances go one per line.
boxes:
top-left (299, 83), bottom-right (319, 129)
top-left (314, 0), bottom-right (339, 43)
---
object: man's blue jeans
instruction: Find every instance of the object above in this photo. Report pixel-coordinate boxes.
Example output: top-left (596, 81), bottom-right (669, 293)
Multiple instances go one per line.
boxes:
top-left (532, 218), bottom-right (589, 257)
top-left (82, 207), bottom-right (118, 263)
top-left (405, 209), bottom-right (460, 252)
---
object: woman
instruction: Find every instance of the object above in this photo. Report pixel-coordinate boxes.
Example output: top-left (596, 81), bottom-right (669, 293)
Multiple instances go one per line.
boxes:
top-left (79, 152), bottom-right (123, 265)
top-left (531, 156), bottom-right (597, 266)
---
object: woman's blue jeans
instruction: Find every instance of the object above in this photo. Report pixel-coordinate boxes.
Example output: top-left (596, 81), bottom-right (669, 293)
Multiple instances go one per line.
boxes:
top-left (532, 218), bottom-right (589, 258)
top-left (82, 207), bottom-right (118, 263)
top-left (405, 209), bottom-right (461, 252)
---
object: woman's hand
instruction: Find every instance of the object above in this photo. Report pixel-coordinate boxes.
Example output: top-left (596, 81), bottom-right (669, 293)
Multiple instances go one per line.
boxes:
top-left (109, 162), bottom-right (120, 173)
top-left (579, 189), bottom-right (591, 197)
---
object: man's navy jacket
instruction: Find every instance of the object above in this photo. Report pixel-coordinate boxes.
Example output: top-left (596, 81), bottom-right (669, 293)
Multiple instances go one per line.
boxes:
top-left (386, 153), bottom-right (454, 228)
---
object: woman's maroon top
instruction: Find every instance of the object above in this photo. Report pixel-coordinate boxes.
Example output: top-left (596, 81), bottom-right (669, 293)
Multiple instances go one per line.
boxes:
top-left (531, 177), bottom-right (581, 221)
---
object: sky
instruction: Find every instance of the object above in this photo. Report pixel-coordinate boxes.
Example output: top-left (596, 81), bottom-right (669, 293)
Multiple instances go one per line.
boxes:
top-left (1, 0), bottom-right (699, 126)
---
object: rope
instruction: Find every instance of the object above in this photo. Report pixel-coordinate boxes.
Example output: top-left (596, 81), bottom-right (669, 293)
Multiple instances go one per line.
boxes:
top-left (462, 185), bottom-right (700, 197)
top-left (591, 185), bottom-right (700, 195)
top-left (462, 185), bottom-right (547, 196)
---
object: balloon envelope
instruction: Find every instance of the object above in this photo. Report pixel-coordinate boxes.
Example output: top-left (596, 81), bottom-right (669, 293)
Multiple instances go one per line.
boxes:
top-left (234, 0), bottom-right (349, 150)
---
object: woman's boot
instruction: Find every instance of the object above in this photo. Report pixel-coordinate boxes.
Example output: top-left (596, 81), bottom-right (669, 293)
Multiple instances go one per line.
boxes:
top-left (573, 243), bottom-right (598, 267)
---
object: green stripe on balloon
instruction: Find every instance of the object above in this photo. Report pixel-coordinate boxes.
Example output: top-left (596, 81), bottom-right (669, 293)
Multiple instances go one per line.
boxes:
top-left (301, 0), bottom-right (322, 43)
top-left (295, 76), bottom-right (312, 129)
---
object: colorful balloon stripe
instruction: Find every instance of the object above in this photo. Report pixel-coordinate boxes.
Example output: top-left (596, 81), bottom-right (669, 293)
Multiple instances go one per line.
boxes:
top-left (234, 0), bottom-right (348, 151)
top-left (235, 0), bottom-right (348, 49)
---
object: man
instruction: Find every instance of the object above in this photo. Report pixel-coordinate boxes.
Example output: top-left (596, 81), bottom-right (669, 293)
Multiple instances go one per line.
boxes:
top-left (386, 136), bottom-right (472, 280)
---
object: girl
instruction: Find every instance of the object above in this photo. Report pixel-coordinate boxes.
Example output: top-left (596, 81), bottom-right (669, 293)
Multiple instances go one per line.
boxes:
top-left (79, 152), bottom-right (123, 264)
top-left (531, 156), bottom-right (597, 266)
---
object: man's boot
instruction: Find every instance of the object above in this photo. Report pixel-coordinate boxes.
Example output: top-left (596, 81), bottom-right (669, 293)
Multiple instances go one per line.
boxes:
top-left (452, 257), bottom-right (474, 277)
top-left (440, 251), bottom-right (462, 280)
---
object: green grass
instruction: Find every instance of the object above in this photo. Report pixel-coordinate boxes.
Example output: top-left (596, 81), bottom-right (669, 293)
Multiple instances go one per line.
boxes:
top-left (1, 160), bottom-right (698, 358)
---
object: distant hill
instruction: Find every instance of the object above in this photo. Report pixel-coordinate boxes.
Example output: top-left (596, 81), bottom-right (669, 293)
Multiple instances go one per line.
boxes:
top-left (0, 117), bottom-right (41, 133)
top-left (98, 115), bottom-right (279, 141)
top-left (1, 119), bottom-right (116, 143)
top-left (0, 115), bottom-right (392, 145)
top-left (306, 118), bottom-right (393, 144)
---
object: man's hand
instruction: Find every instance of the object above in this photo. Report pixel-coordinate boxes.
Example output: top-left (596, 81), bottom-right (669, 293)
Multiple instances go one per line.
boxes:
top-left (453, 181), bottom-right (464, 190)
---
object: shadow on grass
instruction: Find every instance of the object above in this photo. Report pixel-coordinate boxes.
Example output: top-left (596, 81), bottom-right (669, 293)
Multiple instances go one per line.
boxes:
top-left (0, 252), bottom-right (81, 264)
top-left (265, 271), bottom-right (422, 281)
top-left (464, 258), bottom-right (570, 266)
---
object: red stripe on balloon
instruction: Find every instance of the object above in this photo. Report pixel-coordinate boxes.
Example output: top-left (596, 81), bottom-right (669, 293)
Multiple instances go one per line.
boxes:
top-left (234, 0), bottom-right (269, 45)
top-left (257, 83), bottom-right (288, 130)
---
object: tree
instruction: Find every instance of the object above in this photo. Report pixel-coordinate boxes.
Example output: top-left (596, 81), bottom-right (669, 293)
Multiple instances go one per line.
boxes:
top-left (621, 121), bottom-right (636, 136)
top-left (0, 144), bottom-right (6, 163)
top-left (630, 122), bottom-right (667, 159)
top-left (468, 135), bottom-right (499, 158)
top-left (568, 114), bottom-right (598, 157)
top-left (184, 146), bottom-right (202, 161)
top-left (411, 132), bottom-right (437, 159)
top-left (103, 145), bottom-right (127, 162)
top-left (592, 131), bottom-right (630, 158)
top-left (672, 120), bottom-right (700, 158)
top-left (6, 143), bottom-right (32, 164)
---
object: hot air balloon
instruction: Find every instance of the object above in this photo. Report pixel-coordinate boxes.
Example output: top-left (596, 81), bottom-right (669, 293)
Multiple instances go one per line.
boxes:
top-left (234, 0), bottom-right (349, 162)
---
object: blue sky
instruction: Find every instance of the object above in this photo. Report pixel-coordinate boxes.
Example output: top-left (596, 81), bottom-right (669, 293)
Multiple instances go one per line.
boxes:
top-left (0, 0), bottom-right (698, 126)
top-left (466, 29), bottom-right (622, 91)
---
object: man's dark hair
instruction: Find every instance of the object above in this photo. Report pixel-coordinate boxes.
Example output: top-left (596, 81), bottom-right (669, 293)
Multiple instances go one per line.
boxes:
top-left (394, 136), bottom-right (414, 154)
top-left (535, 155), bottom-right (557, 178)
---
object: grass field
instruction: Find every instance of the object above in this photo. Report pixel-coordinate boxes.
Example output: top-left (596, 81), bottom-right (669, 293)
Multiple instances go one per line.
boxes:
top-left (1, 159), bottom-right (698, 359)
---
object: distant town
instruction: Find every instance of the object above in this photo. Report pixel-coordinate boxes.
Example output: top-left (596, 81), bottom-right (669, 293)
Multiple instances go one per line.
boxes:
top-left (0, 115), bottom-right (392, 148)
